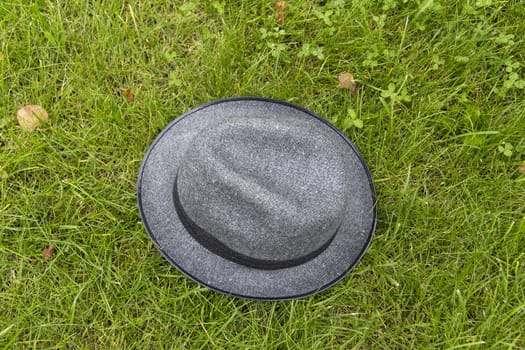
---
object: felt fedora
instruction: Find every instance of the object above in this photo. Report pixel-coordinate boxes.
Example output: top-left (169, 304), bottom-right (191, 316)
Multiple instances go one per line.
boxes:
top-left (137, 97), bottom-right (376, 300)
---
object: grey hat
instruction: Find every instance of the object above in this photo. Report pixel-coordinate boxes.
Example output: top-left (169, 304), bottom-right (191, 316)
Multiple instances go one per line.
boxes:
top-left (137, 97), bottom-right (376, 300)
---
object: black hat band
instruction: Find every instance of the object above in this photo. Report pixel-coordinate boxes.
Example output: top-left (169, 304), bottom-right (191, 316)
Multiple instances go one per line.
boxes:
top-left (173, 174), bottom-right (337, 270)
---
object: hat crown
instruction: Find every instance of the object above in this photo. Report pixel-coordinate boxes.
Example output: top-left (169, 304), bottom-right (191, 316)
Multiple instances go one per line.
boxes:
top-left (175, 115), bottom-right (352, 269)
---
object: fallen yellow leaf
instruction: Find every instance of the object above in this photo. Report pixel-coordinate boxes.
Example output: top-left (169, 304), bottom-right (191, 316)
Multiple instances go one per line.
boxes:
top-left (337, 72), bottom-right (357, 94)
top-left (16, 105), bottom-right (48, 132)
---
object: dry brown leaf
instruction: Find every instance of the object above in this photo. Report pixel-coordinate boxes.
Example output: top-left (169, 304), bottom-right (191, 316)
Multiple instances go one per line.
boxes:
top-left (275, 1), bottom-right (288, 25)
top-left (519, 162), bottom-right (525, 174)
top-left (124, 88), bottom-right (134, 103)
top-left (42, 245), bottom-right (54, 261)
top-left (42, 236), bottom-right (57, 261)
top-left (16, 105), bottom-right (49, 132)
top-left (0, 52), bottom-right (4, 61)
top-left (337, 72), bottom-right (357, 94)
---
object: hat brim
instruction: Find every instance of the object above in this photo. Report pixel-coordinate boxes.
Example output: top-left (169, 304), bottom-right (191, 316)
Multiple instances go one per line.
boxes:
top-left (137, 97), bottom-right (376, 300)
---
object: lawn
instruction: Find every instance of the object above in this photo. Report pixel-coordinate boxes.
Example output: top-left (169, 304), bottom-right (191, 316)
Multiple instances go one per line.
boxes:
top-left (1, 0), bottom-right (524, 348)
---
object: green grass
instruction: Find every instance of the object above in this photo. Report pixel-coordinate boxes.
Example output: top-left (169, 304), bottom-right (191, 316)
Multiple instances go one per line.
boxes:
top-left (1, 0), bottom-right (524, 348)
